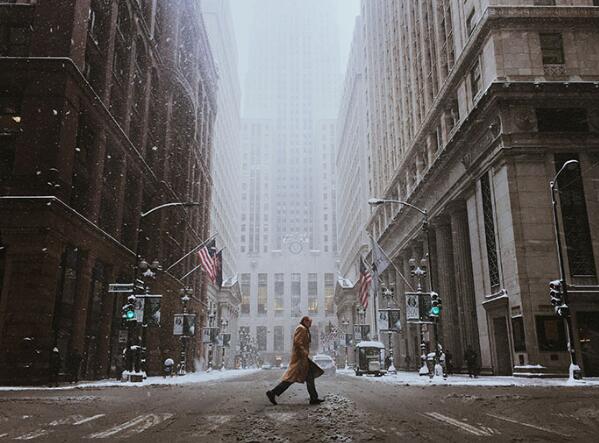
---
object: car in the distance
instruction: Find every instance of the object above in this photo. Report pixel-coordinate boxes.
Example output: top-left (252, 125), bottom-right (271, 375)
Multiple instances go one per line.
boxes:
top-left (261, 363), bottom-right (272, 370)
top-left (313, 353), bottom-right (336, 376)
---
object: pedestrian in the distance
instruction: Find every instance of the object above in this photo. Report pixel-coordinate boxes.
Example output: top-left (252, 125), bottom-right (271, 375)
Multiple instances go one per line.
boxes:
top-left (68, 349), bottom-right (82, 383)
top-left (464, 345), bottom-right (478, 378)
top-left (49, 347), bottom-right (61, 387)
top-left (266, 316), bottom-right (325, 405)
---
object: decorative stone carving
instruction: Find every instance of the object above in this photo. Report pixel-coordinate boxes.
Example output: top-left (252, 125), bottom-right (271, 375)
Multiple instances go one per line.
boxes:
top-left (512, 107), bottom-right (536, 132)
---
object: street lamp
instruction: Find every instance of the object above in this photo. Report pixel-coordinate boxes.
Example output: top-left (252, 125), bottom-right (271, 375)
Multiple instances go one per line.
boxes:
top-left (220, 318), bottom-right (228, 370)
top-left (341, 318), bottom-right (350, 369)
top-left (125, 201), bottom-right (200, 381)
top-left (370, 197), bottom-right (443, 377)
top-left (178, 287), bottom-right (193, 375)
top-left (381, 287), bottom-right (397, 374)
top-left (207, 310), bottom-right (216, 371)
top-left (550, 159), bottom-right (582, 380)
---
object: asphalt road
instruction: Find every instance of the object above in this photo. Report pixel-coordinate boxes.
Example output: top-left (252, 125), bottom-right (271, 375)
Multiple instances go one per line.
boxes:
top-left (1, 370), bottom-right (599, 442)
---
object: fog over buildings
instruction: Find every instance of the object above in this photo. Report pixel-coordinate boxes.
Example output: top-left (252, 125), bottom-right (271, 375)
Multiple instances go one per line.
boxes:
top-left (228, 0), bottom-right (359, 361)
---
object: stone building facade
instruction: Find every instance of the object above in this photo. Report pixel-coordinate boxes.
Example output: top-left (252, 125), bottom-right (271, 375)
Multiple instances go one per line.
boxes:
top-left (0, 0), bottom-right (217, 384)
top-left (362, 0), bottom-right (599, 376)
top-left (236, 0), bottom-right (341, 364)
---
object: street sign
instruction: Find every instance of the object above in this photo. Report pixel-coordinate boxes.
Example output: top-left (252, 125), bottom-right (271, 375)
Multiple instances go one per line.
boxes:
top-left (109, 283), bottom-right (134, 293)
top-left (405, 292), bottom-right (434, 323)
top-left (134, 297), bottom-right (144, 323)
top-left (353, 324), bottom-right (370, 342)
top-left (405, 292), bottom-right (419, 321)
top-left (118, 330), bottom-right (128, 343)
top-left (173, 314), bottom-right (184, 336)
top-left (379, 308), bottom-right (401, 332)
top-left (173, 314), bottom-right (196, 336)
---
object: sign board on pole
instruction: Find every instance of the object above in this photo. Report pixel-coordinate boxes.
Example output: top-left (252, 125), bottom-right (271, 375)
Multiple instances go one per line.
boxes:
top-left (353, 324), bottom-right (370, 342)
top-left (379, 308), bottom-right (402, 332)
top-left (405, 292), bottom-right (420, 321)
top-left (173, 314), bottom-right (196, 336)
top-left (202, 327), bottom-right (212, 344)
top-left (145, 296), bottom-right (161, 327)
top-left (173, 314), bottom-right (184, 336)
top-left (134, 297), bottom-right (145, 323)
top-left (221, 333), bottom-right (231, 347)
top-left (118, 329), bottom-right (128, 343)
top-left (109, 283), bottom-right (134, 293)
top-left (345, 333), bottom-right (353, 347)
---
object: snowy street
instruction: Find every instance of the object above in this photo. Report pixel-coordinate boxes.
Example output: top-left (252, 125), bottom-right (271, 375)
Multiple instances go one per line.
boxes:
top-left (1, 369), bottom-right (599, 442)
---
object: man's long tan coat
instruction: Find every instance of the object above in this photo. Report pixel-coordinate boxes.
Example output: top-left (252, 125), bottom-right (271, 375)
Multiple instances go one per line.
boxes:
top-left (281, 324), bottom-right (323, 383)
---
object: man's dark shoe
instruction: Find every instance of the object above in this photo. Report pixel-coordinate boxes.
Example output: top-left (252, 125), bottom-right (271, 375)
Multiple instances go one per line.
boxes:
top-left (266, 390), bottom-right (277, 405)
top-left (309, 398), bottom-right (325, 405)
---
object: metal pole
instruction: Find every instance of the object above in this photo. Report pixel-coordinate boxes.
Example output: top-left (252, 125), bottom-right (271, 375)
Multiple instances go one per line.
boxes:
top-left (550, 182), bottom-right (580, 378)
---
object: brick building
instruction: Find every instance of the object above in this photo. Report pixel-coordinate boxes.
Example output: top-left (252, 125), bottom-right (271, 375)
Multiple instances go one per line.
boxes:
top-left (360, 0), bottom-right (599, 376)
top-left (0, 0), bottom-right (217, 384)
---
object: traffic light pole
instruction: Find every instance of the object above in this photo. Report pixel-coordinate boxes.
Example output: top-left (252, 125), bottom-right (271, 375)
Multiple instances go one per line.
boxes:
top-left (550, 180), bottom-right (581, 379)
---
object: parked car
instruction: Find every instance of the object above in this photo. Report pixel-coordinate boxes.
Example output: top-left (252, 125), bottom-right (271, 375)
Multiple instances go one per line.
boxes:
top-left (313, 354), bottom-right (336, 376)
top-left (261, 363), bottom-right (272, 370)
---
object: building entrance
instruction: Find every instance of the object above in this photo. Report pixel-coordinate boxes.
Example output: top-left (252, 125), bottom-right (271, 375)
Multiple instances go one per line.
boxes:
top-left (577, 311), bottom-right (599, 377)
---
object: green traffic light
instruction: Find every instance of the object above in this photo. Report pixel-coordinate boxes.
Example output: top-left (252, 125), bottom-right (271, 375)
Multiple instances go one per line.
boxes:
top-left (431, 306), bottom-right (441, 316)
top-left (126, 310), bottom-right (135, 319)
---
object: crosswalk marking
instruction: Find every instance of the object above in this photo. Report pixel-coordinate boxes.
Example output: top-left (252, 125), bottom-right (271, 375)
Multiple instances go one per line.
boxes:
top-left (486, 413), bottom-right (571, 438)
top-left (73, 415), bottom-right (105, 426)
top-left (86, 413), bottom-right (173, 439)
top-left (423, 412), bottom-right (494, 437)
top-left (13, 415), bottom-right (107, 440)
top-left (192, 415), bottom-right (231, 437)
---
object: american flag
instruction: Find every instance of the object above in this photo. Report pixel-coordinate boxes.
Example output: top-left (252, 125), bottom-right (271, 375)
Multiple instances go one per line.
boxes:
top-left (357, 256), bottom-right (372, 309)
top-left (197, 239), bottom-right (217, 284)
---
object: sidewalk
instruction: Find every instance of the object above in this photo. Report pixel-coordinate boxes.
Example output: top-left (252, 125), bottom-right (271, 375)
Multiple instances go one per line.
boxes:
top-left (337, 368), bottom-right (599, 387)
top-left (0, 368), bottom-right (261, 392)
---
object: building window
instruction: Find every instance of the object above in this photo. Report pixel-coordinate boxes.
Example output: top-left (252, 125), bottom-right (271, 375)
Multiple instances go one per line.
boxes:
top-left (273, 326), bottom-right (284, 352)
top-left (324, 273), bottom-right (334, 316)
top-left (534, 0), bottom-right (556, 5)
top-left (291, 273), bottom-right (301, 317)
top-left (536, 108), bottom-right (588, 133)
top-left (257, 273), bottom-right (267, 315)
top-left (540, 33), bottom-right (564, 65)
top-left (308, 273), bottom-right (318, 314)
top-left (274, 273), bottom-right (284, 317)
top-left (536, 316), bottom-right (566, 352)
top-left (466, 9), bottom-right (476, 36)
top-left (240, 273), bottom-right (250, 315)
top-left (256, 326), bottom-right (267, 351)
top-left (470, 59), bottom-right (482, 98)
top-left (481, 173), bottom-right (500, 289)
top-left (555, 154), bottom-right (597, 278)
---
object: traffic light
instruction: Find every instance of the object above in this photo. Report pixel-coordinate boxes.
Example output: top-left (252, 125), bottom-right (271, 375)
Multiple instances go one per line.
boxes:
top-left (122, 295), bottom-right (137, 322)
top-left (549, 280), bottom-right (569, 318)
top-left (430, 292), bottom-right (442, 317)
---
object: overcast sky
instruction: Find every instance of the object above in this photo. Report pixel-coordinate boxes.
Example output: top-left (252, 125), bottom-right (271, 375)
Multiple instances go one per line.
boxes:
top-left (230, 0), bottom-right (361, 95)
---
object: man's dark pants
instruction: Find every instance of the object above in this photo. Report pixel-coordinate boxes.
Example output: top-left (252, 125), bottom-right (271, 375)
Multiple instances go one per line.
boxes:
top-left (272, 364), bottom-right (318, 400)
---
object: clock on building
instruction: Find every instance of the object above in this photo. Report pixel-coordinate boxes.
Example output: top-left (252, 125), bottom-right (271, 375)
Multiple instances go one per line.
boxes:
top-left (288, 241), bottom-right (303, 254)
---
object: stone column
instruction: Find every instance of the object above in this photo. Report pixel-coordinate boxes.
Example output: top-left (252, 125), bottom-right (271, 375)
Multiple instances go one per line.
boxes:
top-left (449, 202), bottom-right (481, 358)
top-left (433, 217), bottom-right (463, 368)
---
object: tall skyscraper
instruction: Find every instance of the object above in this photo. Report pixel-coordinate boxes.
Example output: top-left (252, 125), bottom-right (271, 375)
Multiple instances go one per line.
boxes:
top-left (237, 0), bottom-right (341, 361)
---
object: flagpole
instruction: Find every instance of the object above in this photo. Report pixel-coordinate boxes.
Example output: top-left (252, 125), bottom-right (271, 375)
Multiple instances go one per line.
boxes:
top-left (165, 233), bottom-right (217, 272)
top-left (180, 264), bottom-right (203, 280)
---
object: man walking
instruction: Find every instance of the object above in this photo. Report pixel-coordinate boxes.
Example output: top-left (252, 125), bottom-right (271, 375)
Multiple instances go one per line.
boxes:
top-left (464, 345), bottom-right (478, 378)
top-left (267, 316), bottom-right (325, 405)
